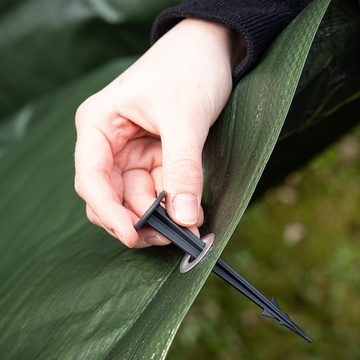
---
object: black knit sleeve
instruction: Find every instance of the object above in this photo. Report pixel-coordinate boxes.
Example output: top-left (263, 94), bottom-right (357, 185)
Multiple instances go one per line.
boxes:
top-left (151, 0), bottom-right (312, 84)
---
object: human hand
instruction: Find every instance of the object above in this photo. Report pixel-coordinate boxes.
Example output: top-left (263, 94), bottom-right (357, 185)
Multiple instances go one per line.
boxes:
top-left (74, 18), bottom-right (237, 248)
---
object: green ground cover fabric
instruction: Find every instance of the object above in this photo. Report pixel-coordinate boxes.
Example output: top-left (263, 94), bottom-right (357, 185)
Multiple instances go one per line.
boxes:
top-left (3, 0), bottom-right (358, 358)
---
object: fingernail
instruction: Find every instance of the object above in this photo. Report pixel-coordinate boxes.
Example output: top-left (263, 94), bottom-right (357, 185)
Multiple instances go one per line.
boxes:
top-left (145, 235), bottom-right (168, 246)
top-left (172, 193), bottom-right (199, 225)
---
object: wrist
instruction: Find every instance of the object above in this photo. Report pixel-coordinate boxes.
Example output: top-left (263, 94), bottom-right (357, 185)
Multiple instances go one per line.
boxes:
top-left (178, 18), bottom-right (246, 73)
top-left (176, 18), bottom-right (233, 64)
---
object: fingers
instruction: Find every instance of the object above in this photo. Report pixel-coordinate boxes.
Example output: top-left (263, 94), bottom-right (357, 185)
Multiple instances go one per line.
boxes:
top-left (151, 166), bottom-right (163, 196)
top-left (75, 90), bottom-right (207, 246)
top-left (123, 168), bottom-right (155, 215)
top-left (137, 227), bottom-right (170, 248)
top-left (161, 125), bottom-right (206, 227)
top-left (76, 170), bottom-right (138, 247)
top-left (75, 109), bottom-right (138, 247)
top-left (123, 168), bottom-right (170, 247)
top-left (86, 205), bottom-right (102, 227)
top-left (152, 165), bottom-right (204, 227)
top-left (197, 206), bottom-right (204, 228)
top-left (86, 203), bottom-right (167, 249)
top-left (86, 205), bottom-right (118, 238)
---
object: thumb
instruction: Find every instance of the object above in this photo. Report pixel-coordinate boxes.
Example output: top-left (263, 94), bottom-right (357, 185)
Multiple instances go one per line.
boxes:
top-left (161, 125), bottom-right (206, 227)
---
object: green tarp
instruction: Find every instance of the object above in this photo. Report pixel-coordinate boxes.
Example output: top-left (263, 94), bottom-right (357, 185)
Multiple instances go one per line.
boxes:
top-left (1, 0), bottom-right (359, 358)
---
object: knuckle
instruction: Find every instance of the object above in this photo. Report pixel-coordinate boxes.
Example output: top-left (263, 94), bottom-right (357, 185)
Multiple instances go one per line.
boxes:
top-left (168, 158), bottom-right (203, 186)
top-left (86, 207), bottom-right (96, 224)
top-left (75, 103), bottom-right (87, 126)
top-left (75, 96), bottom-right (96, 127)
top-left (74, 174), bottom-right (85, 198)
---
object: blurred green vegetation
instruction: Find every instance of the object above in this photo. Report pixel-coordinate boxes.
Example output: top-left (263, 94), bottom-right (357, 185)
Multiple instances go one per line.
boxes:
top-left (170, 124), bottom-right (360, 360)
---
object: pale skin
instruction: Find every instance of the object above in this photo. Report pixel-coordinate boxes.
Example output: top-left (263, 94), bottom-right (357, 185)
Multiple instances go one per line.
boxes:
top-left (74, 18), bottom-right (243, 248)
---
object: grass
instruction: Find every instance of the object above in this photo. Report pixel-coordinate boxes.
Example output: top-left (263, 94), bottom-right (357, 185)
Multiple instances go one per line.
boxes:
top-left (169, 124), bottom-right (360, 360)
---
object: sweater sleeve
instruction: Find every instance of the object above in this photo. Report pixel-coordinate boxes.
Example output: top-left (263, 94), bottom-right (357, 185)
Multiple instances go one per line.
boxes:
top-left (151, 0), bottom-right (312, 84)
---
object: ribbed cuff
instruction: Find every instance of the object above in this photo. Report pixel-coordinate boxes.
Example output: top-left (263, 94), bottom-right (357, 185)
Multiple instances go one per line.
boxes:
top-left (151, 0), bottom-right (312, 84)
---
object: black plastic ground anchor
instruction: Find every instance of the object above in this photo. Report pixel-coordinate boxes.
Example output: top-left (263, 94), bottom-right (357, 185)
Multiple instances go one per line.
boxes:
top-left (135, 191), bottom-right (207, 258)
top-left (135, 191), bottom-right (313, 343)
top-left (134, 191), bottom-right (166, 231)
